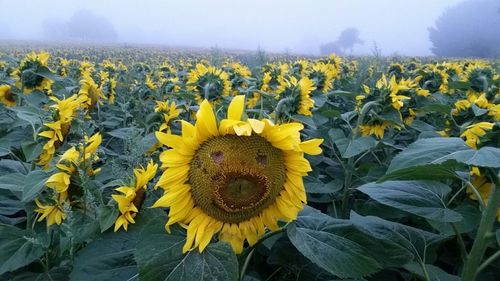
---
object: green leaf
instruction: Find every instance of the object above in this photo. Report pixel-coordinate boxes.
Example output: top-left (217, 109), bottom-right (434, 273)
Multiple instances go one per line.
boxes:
top-left (428, 204), bottom-right (481, 235)
top-left (9, 106), bottom-right (42, 129)
top-left (387, 137), bottom-right (469, 173)
top-left (305, 178), bottom-right (343, 194)
top-left (335, 136), bottom-right (377, 158)
top-left (137, 133), bottom-right (158, 154)
top-left (433, 146), bottom-right (500, 168)
top-left (21, 141), bottom-right (43, 162)
top-left (350, 212), bottom-right (444, 259)
top-left (35, 66), bottom-right (62, 82)
top-left (22, 170), bottom-right (49, 202)
top-left (0, 173), bottom-right (25, 192)
top-left (287, 223), bottom-right (381, 278)
top-left (448, 80), bottom-right (471, 90)
top-left (0, 224), bottom-right (47, 275)
top-left (70, 230), bottom-right (137, 281)
top-left (420, 104), bottom-right (452, 114)
top-left (358, 180), bottom-right (462, 222)
top-left (135, 217), bottom-right (239, 281)
top-left (379, 164), bottom-right (461, 182)
top-left (404, 262), bottom-right (460, 281)
top-left (292, 114), bottom-right (316, 129)
top-left (108, 127), bottom-right (142, 140)
top-left (98, 206), bottom-right (119, 233)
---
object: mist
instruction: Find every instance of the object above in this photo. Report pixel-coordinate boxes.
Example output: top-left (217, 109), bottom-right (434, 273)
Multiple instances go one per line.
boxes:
top-left (0, 0), bottom-right (477, 56)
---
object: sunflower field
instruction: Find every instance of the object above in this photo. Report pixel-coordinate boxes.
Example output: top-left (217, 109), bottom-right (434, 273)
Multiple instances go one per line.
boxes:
top-left (0, 46), bottom-right (499, 281)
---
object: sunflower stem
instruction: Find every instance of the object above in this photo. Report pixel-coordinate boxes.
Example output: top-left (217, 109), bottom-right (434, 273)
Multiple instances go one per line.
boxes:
top-left (239, 248), bottom-right (254, 281)
top-left (274, 98), bottom-right (289, 124)
top-left (461, 170), bottom-right (500, 281)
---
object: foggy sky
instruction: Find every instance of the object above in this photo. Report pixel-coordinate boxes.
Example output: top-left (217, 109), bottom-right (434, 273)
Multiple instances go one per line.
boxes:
top-left (0, 0), bottom-right (465, 56)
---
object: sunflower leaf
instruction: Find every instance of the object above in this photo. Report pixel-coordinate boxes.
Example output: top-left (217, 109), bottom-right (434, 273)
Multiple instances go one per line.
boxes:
top-left (135, 217), bottom-right (239, 281)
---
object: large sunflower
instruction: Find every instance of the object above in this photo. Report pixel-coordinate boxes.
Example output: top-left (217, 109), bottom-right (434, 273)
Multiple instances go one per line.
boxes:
top-left (153, 95), bottom-right (323, 253)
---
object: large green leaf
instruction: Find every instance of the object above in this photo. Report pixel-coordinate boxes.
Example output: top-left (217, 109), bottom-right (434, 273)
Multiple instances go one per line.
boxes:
top-left (21, 141), bottom-right (43, 162)
top-left (0, 224), bottom-right (47, 275)
top-left (335, 136), bottom-right (377, 158)
top-left (349, 212), bottom-right (445, 259)
top-left (135, 217), bottom-right (239, 281)
top-left (0, 173), bottom-right (25, 193)
top-left (428, 204), bottom-right (481, 235)
top-left (379, 163), bottom-right (461, 182)
top-left (404, 262), bottom-right (460, 281)
top-left (287, 207), bottom-right (382, 278)
top-left (387, 137), bottom-right (469, 173)
top-left (433, 146), bottom-right (500, 168)
top-left (358, 180), bottom-right (462, 222)
top-left (70, 230), bottom-right (138, 281)
top-left (22, 170), bottom-right (49, 202)
top-left (287, 224), bottom-right (380, 278)
top-left (294, 207), bottom-right (414, 268)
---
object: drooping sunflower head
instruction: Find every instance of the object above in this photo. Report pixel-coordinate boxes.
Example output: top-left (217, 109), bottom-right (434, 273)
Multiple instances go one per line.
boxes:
top-left (153, 95), bottom-right (323, 253)
top-left (309, 62), bottom-right (337, 93)
top-left (17, 51), bottom-right (51, 92)
top-left (466, 67), bottom-right (494, 93)
top-left (0, 84), bottom-right (16, 107)
top-left (291, 60), bottom-right (309, 77)
top-left (187, 64), bottom-right (232, 102)
top-left (276, 76), bottom-right (316, 118)
top-left (79, 71), bottom-right (105, 110)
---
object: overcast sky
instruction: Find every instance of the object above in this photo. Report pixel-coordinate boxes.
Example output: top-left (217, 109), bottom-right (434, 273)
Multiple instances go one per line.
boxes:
top-left (0, 0), bottom-right (465, 56)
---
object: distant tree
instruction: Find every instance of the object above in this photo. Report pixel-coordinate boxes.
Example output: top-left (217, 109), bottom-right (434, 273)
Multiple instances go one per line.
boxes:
top-left (42, 19), bottom-right (68, 41)
top-left (429, 0), bottom-right (500, 58)
top-left (43, 9), bottom-right (118, 43)
top-left (320, 27), bottom-right (363, 55)
top-left (67, 10), bottom-right (118, 42)
top-left (336, 28), bottom-right (364, 53)
top-left (320, 42), bottom-right (342, 56)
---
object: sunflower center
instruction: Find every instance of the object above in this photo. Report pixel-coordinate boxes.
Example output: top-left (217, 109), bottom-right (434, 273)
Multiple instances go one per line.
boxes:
top-left (189, 135), bottom-right (285, 223)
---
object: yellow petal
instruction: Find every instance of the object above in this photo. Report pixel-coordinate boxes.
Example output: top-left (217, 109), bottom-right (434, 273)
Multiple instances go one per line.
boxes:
top-left (228, 95), bottom-right (245, 121)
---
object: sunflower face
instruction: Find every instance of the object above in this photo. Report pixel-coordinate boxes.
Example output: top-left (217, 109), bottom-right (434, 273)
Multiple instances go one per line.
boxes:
top-left (189, 135), bottom-right (285, 223)
top-left (153, 95), bottom-right (323, 253)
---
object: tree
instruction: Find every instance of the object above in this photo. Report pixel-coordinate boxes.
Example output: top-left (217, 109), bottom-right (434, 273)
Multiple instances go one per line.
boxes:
top-left (429, 0), bottom-right (500, 58)
top-left (320, 27), bottom-right (363, 55)
top-left (67, 10), bottom-right (118, 42)
top-left (42, 9), bottom-right (118, 43)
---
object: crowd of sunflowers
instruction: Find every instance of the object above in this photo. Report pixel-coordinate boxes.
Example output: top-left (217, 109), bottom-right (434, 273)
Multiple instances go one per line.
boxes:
top-left (0, 45), bottom-right (499, 281)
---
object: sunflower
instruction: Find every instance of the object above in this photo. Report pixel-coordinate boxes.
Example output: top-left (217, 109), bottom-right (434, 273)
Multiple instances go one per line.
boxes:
top-left (38, 95), bottom-right (86, 168)
top-left (155, 100), bottom-right (182, 132)
top-left (35, 133), bottom-right (101, 226)
top-left (460, 122), bottom-right (494, 149)
top-left (359, 121), bottom-right (390, 139)
top-left (15, 51), bottom-right (52, 93)
top-left (247, 72), bottom-right (271, 108)
top-left (79, 71), bottom-right (105, 110)
top-left (112, 160), bottom-right (158, 231)
top-left (35, 193), bottom-right (67, 227)
top-left (276, 76), bottom-right (316, 117)
top-left (0, 84), bottom-right (16, 107)
top-left (152, 95), bottom-right (323, 253)
top-left (187, 64), bottom-right (232, 102)
top-left (145, 74), bottom-right (157, 90)
top-left (308, 62), bottom-right (338, 93)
